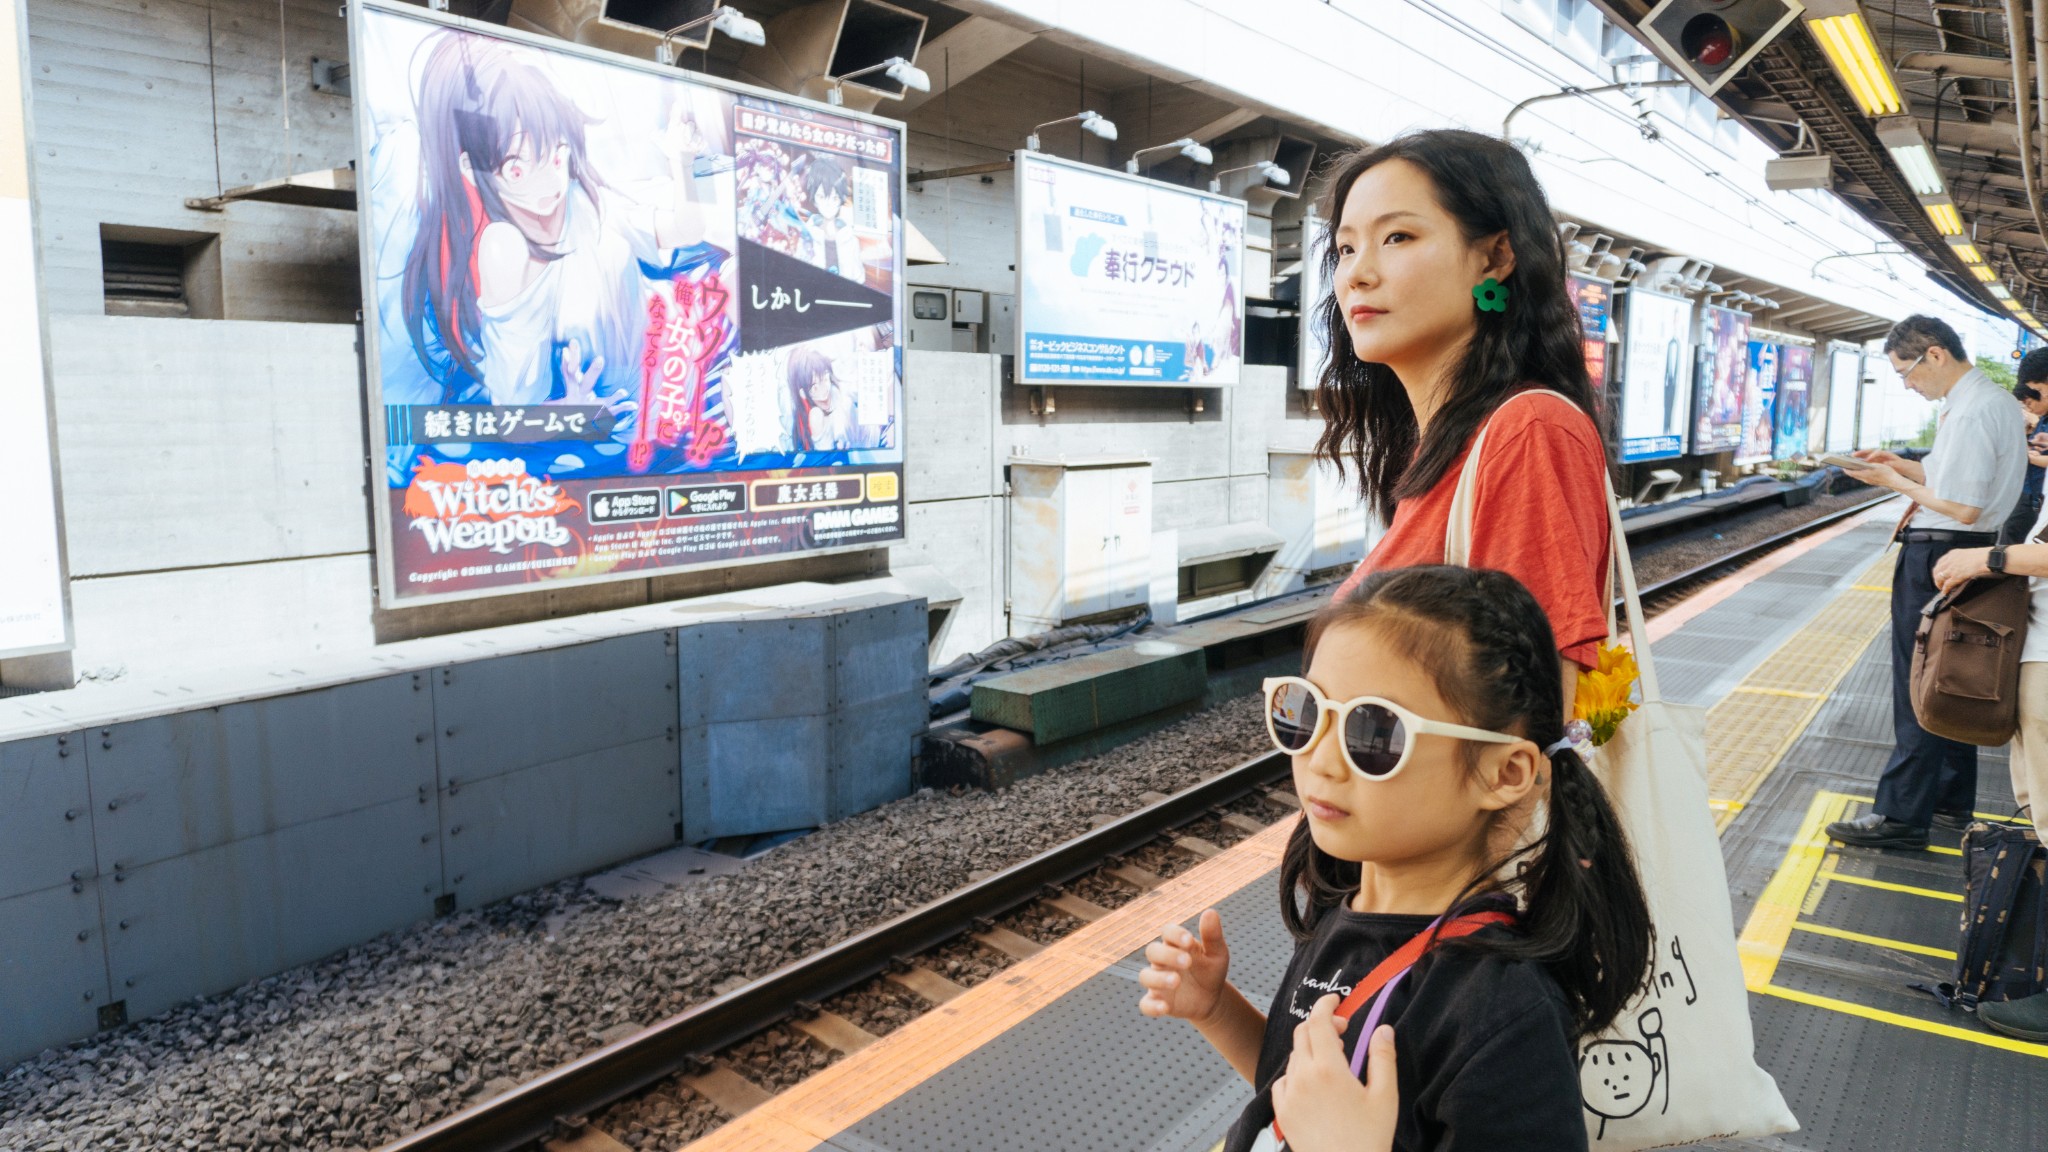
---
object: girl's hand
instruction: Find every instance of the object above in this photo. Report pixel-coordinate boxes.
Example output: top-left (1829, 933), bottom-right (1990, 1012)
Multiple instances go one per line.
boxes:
top-left (560, 340), bottom-right (633, 416)
top-left (1934, 546), bottom-right (1994, 594)
top-left (1137, 909), bottom-right (1230, 1023)
top-left (1270, 995), bottom-right (1400, 1152)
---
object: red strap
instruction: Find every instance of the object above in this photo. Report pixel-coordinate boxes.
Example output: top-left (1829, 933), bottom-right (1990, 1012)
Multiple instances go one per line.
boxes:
top-left (1330, 910), bottom-right (1514, 1022)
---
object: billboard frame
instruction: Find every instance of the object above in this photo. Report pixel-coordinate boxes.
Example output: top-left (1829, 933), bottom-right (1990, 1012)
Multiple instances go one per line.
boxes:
top-left (1010, 147), bottom-right (1249, 387)
top-left (0, 0), bottom-right (72, 660)
top-left (1616, 287), bottom-right (1695, 464)
top-left (348, 0), bottom-right (910, 611)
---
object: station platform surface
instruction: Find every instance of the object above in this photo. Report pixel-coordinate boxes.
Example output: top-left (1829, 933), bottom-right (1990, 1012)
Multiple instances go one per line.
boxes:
top-left (682, 512), bottom-right (2043, 1152)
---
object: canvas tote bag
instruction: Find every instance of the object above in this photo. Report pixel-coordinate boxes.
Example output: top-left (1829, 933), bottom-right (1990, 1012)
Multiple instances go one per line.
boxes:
top-left (1444, 390), bottom-right (1798, 1148)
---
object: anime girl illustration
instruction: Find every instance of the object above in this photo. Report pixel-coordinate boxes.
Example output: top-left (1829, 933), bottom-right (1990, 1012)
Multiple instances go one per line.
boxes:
top-left (787, 345), bottom-right (857, 451)
top-left (800, 155), bottom-right (866, 284)
top-left (396, 31), bottom-right (725, 415)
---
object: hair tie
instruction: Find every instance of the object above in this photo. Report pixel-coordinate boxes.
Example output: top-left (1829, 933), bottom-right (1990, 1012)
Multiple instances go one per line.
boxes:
top-left (1545, 719), bottom-right (1594, 758)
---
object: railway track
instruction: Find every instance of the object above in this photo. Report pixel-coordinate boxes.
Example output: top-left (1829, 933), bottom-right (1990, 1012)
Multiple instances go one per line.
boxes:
top-left (376, 751), bottom-right (1297, 1152)
top-left (1634, 491), bottom-right (1898, 609)
top-left (375, 489), bottom-right (1897, 1152)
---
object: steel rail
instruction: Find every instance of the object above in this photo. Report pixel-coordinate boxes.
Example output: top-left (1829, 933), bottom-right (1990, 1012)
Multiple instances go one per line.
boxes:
top-left (375, 750), bottom-right (1292, 1152)
top-left (1633, 491), bottom-right (1900, 605)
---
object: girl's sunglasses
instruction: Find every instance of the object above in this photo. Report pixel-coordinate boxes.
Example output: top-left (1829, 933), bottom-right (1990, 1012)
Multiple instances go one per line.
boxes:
top-left (1262, 676), bottom-right (1521, 780)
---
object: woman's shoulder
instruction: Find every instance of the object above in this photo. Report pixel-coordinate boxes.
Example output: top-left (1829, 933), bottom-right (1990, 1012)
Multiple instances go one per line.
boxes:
top-left (1491, 388), bottom-right (1600, 440)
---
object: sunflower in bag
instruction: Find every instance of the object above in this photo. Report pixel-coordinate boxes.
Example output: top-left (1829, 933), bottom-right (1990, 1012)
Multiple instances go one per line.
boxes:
top-left (1573, 642), bottom-right (1641, 747)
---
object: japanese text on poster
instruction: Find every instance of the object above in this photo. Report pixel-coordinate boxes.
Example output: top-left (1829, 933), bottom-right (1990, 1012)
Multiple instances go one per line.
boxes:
top-left (1015, 151), bottom-right (1245, 385)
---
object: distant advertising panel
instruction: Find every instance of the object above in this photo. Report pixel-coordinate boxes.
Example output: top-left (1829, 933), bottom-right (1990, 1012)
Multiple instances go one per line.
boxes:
top-left (1737, 340), bottom-right (1777, 465)
top-left (1298, 210), bottom-right (1325, 391)
top-left (1825, 347), bottom-right (1861, 452)
top-left (1016, 151), bottom-right (1245, 385)
top-left (1618, 290), bottom-right (1694, 462)
top-left (1569, 274), bottom-right (1611, 404)
top-left (1857, 362), bottom-right (1887, 449)
top-left (1773, 344), bottom-right (1813, 454)
top-left (0, 0), bottom-right (67, 657)
top-left (1691, 305), bottom-right (1749, 454)
top-left (1770, 343), bottom-right (1809, 458)
top-left (352, 0), bottom-right (906, 606)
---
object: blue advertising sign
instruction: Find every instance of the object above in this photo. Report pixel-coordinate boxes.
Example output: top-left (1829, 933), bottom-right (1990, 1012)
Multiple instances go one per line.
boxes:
top-left (1737, 340), bottom-right (1778, 465)
top-left (1015, 151), bottom-right (1246, 385)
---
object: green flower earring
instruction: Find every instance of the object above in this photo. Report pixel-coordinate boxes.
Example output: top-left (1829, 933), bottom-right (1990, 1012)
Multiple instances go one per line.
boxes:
top-left (1473, 278), bottom-right (1510, 313)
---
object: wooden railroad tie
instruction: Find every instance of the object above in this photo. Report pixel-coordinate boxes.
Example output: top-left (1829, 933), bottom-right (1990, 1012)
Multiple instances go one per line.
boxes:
top-left (791, 1010), bottom-right (880, 1055)
top-left (681, 1062), bottom-right (775, 1118)
top-left (972, 924), bottom-right (1046, 960)
top-left (886, 964), bottom-right (968, 1005)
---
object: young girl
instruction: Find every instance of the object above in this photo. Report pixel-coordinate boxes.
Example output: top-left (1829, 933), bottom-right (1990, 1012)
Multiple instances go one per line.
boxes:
top-left (1141, 566), bottom-right (1652, 1151)
top-left (1316, 130), bottom-right (1609, 685)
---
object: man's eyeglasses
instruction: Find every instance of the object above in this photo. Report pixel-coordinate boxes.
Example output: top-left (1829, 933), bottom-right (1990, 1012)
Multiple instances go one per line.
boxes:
top-left (1895, 352), bottom-right (1927, 382)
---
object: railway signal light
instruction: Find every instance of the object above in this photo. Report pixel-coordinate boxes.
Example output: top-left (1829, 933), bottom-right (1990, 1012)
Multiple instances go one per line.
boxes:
top-left (1639, 0), bottom-right (1805, 97)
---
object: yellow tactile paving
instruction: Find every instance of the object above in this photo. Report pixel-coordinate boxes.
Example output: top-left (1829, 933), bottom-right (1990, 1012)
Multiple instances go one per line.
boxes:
top-left (1738, 790), bottom-right (2048, 1059)
top-left (679, 819), bottom-right (1297, 1152)
top-left (1703, 551), bottom-right (1895, 831)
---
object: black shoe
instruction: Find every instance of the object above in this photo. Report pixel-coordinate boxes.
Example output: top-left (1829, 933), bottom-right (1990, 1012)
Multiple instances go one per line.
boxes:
top-left (1931, 810), bottom-right (1975, 832)
top-left (1979, 992), bottom-right (2048, 1042)
top-left (1825, 812), bottom-right (1929, 850)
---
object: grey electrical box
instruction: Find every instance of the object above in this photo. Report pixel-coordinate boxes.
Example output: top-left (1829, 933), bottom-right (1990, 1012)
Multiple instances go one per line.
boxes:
top-left (1764, 154), bottom-right (1832, 191)
top-left (953, 289), bottom-right (985, 324)
top-left (987, 293), bottom-right (1015, 356)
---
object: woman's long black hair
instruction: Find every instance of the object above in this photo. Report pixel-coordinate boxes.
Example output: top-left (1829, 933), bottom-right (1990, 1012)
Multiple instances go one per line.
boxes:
top-left (1279, 565), bottom-right (1652, 1040)
top-left (1311, 130), bottom-right (1602, 522)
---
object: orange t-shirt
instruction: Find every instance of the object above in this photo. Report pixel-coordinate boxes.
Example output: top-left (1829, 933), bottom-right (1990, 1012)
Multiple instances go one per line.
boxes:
top-left (1337, 390), bottom-right (1611, 668)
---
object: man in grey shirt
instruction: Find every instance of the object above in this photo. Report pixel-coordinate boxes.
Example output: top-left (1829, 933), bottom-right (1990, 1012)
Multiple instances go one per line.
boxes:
top-left (1828, 316), bottom-right (2027, 850)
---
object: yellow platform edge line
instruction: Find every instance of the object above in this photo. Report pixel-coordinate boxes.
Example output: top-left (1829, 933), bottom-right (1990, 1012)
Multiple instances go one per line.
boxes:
top-left (1816, 868), bottom-right (1965, 903)
top-left (1791, 920), bottom-right (1958, 960)
top-left (676, 820), bottom-right (1297, 1152)
top-left (1739, 791), bottom-right (1851, 989)
top-left (1755, 983), bottom-right (2048, 1059)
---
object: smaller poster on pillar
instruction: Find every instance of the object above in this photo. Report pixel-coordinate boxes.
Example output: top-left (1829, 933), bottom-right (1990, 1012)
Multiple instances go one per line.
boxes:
top-left (1014, 151), bottom-right (1246, 385)
top-left (1690, 305), bottom-right (1749, 455)
top-left (352, 0), bottom-right (905, 606)
top-left (1736, 340), bottom-right (1779, 466)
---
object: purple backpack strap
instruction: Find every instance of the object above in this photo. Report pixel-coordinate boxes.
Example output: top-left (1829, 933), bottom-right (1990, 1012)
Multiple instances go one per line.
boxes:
top-left (1348, 967), bottom-right (1410, 1078)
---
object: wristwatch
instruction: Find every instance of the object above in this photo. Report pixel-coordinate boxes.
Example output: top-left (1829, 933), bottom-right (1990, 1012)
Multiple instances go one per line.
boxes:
top-left (1989, 546), bottom-right (2008, 575)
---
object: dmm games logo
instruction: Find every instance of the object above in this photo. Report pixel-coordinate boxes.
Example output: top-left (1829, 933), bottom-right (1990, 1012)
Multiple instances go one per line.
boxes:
top-left (401, 458), bottom-right (577, 554)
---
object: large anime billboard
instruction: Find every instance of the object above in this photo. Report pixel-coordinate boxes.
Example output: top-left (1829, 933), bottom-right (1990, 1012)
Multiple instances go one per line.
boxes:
top-left (1015, 151), bottom-right (1245, 385)
top-left (352, 1), bottom-right (905, 606)
top-left (1690, 305), bottom-right (1748, 455)
top-left (1618, 290), bottom-right (1693, 462)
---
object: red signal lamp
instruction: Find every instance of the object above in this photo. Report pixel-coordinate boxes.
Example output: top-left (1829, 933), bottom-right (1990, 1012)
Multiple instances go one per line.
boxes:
top-left (1681, 14), bottom-right (1738, 67)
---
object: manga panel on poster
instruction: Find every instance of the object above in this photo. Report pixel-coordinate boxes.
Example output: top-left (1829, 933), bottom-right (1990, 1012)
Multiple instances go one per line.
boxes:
top-left (355, 1), bottom-right (905, 604)
top-left (1692, 306), bottom-right (1748, 456)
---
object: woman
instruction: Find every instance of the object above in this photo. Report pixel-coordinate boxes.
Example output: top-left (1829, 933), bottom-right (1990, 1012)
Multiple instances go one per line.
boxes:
top-left (1318, 130), bottom-right (1610, 685)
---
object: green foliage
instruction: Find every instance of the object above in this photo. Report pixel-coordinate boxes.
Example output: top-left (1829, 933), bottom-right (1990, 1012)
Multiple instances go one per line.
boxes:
top-left (1979, 355), bottom-right (2018, 389)
top-left (1910, 413), bottom-right (1939, 449)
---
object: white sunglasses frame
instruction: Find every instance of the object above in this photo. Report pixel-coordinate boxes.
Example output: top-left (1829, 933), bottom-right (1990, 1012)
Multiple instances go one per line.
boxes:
top-left (1261, 676), bottom-right (1522, 781)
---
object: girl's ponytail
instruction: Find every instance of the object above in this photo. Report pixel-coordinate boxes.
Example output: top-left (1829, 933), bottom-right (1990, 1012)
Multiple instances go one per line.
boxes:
top-left (1509, 746), bottom-right (1653, 1038)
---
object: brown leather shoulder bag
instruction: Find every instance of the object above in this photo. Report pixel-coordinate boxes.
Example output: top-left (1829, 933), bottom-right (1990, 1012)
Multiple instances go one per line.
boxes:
top-left (1912, 567), bottom-right (2032, 746)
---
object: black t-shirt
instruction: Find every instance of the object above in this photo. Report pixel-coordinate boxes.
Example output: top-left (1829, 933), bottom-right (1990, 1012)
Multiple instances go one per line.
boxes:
top-left (1220, 905), bottom-right (1588, 1152)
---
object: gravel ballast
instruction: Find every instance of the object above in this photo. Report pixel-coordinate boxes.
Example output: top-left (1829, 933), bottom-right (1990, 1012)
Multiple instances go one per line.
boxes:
top-left (0, 697), bottom-right (1272, 1152)
top-left (1630, 488), bottom-right (1888, 587)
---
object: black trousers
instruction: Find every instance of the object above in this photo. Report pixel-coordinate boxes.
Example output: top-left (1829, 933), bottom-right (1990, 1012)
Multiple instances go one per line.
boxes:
top-left (1874, 537), bottom-right (1980, 827)
top-left (1999, 492), bottom-right (2043, 545)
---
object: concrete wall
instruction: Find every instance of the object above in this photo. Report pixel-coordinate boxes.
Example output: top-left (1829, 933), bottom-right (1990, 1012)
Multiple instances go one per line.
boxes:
top-left (26, 0), bottom-right (359, 320)
top-left (0, 590), bottom-right (926, 1067)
